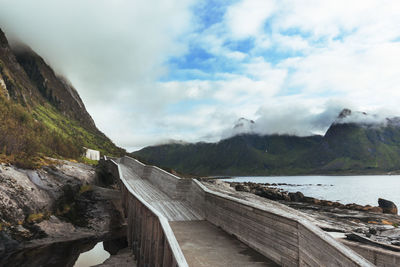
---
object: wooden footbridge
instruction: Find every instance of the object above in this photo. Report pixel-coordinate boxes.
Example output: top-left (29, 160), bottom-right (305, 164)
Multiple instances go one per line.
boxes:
top-left (104, 156), bottom-right (376, 267)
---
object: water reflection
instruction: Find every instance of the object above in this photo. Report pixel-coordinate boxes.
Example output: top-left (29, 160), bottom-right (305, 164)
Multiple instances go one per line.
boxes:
top-left (0, 237), bottom-right (98, 267)
top-left (74, 242), bottom-right (110, 267)
top-left (1, 235), bottom-right (127, 267)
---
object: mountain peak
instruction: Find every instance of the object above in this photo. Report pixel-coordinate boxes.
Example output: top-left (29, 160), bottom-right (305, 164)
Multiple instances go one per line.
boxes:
top-left (234, 117), bottom-right (255, 129)
top-left (338, 108), bottom-right (352, 119)
top-left (334, 108), bottom-right (374, 126)
top-left (0, 28), bottom-right (8, 48)
top-left (231, 117), bottom-right (256, 136)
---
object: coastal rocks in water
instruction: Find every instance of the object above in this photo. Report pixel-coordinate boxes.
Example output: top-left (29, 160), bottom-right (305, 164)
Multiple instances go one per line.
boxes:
top-left (230, 181), bottom-right (387, 214)
top-left (235, 184), bottom-right (250, 192)
top-left (209, 180), bottom-right (400, 247)
top-left (378, 198), bottom-right (398, 214)
top-left (254, 187), bottom-right (290, 201)
top-left (289, 192), bottom-right (304, 202)
top-left (303, 197), bottom-right (321, 205)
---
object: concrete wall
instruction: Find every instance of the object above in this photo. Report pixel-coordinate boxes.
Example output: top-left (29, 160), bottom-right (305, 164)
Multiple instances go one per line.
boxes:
top-left (192, 180), bottom-right (372, 267)
top-left (104, 157), bottom-right (188, 267)
top-left (121, 156), bottom-right (192, 200)
top-left (341, 240), bottom-right (400, 266)
top-left (120, 156), bottom-right (145, 178)
top-left (116, 156), bottom-right (376, 267)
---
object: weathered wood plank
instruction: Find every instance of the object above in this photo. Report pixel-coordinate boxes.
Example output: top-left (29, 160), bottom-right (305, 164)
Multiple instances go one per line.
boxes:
top-left (108, 157), bottom-right (374, 267)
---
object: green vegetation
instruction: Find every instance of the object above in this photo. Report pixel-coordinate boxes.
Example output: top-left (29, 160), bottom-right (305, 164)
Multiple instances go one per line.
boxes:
top-left (33, 104), bottom-right (124, 157)
top-left (0, 95), bottom-right (76, 168)
top-left (26, 212), bottom-right (50, 224)
top-left (0, 94), bottom-right (123, 168)
top-left (0, 34), bottom-right (125, 168)
top-left (79, 157), bottom-right (99, 165)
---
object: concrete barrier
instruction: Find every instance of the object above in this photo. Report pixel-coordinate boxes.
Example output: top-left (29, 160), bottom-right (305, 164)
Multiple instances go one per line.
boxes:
top-left (341, 239), bottom-right (400, 266)
top-left (112, 156), bottom-right (375, 266)
top-left (192, 180), bottom-right (373, 267)
top-left (120, 156), bottom-right (192, 200)
top-left (105, 157), bottom-right (188, 267)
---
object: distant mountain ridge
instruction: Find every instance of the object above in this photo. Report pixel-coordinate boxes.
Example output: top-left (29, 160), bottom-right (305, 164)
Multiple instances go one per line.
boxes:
top-left (133, 110), bottom-right (400, 176)
top-left (0, 28), bottom-right (124, 167)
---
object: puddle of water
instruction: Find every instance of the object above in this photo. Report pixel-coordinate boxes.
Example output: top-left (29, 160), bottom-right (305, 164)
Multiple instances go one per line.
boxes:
top-left (74, 242), bottom-right (110, 267)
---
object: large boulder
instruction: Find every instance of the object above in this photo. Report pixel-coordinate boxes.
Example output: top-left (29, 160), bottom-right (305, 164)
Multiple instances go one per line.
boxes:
top-left (255, 188), bottom-right (284, 201)
top-left (288, 191), bottom-right (304, 202)
top-left (235, 184), bottom-right (250, 192)
top-left (378, 198), bottom-right (398, 214)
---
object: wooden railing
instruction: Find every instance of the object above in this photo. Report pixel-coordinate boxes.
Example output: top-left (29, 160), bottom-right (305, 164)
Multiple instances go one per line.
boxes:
top-left (116, 156), bottom-right (375, 267)
top-left (104, 157), bottom-right (188, 267)
top-left (192, 180), bottom-right (373, 266)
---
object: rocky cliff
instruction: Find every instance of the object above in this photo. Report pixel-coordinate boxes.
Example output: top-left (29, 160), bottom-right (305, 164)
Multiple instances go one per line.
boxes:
top-left (0, 28), bottom-right (124, 166)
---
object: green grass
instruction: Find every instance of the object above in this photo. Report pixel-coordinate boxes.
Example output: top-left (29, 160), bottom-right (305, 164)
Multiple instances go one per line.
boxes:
top-left (0, 93), bottom-right (124, 168)
top-left (33, 104), bottom-right (124, 157)
top-left (79, 156), bottom-right (99, 166)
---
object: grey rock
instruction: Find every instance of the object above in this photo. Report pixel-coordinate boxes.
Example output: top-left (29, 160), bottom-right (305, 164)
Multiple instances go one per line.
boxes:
top-left (289, 191), bottom-right (304, 202)
top-left (378, 198), bottom-right (398, 214)
top-left (369, 228), bottom-right (377, 235)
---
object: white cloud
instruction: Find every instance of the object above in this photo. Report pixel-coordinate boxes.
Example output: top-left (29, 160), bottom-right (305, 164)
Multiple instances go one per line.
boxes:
top-left (0, 0), bottom-right (195, 102)
top-left (0, 0), bottom-right (196, 150)
top-left (273, 33), bottom-right (311, 52)
top-left (225, 0), bottom-right (276, 39)
top-left (2, 0), bottom-right (400, 151)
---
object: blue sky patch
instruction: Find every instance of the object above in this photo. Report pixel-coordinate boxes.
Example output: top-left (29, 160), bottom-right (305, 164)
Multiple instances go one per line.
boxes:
top-left (224, 38), bottom-right (255, 53)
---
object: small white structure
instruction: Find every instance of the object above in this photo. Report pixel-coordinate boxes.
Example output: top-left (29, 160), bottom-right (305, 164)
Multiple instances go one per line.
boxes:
top-left (84, 147), bottom-right (100, 161)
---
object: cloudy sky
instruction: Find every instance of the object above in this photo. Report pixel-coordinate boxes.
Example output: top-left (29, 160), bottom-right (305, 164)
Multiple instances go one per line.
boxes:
top-left (1, 0), bottom-right (400, 151)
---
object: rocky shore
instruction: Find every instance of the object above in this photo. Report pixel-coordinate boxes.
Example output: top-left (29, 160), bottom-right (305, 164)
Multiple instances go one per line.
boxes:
top-left (204, 179), bottom-right (400, 248)
top-left (230, 181), bottom-right (398, 214)
top-left (0, 159), bottom-right (127, 267)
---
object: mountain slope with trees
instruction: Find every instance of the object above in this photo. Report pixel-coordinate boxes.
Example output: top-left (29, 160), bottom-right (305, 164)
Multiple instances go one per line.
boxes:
top-left (0, 28), bottom-right (124, 167)
top-left (133, 110), bottom-right (400, 176)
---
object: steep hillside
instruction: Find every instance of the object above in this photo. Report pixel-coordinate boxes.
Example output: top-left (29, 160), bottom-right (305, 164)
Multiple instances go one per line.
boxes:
top-left (0, 28), bottom-right (124, 167)
top-left (133, 111), bottom-right (400, 176)
top-left (309, 112), bottom-right (400, 172)
top-left (13, 44), bottom-right (96, 130)
top-left (133, 134), bottom-right (323, 176)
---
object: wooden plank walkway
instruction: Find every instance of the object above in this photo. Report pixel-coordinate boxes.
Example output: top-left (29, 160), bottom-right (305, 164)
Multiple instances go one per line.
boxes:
top-left (119, 162), bottom-right (281, 266)
top-left (120, 163), bottom-right (203, 221)
top-left (170, 221), bottom-right (279, 267)
top-left (110, 157), bottom-right (376, 267)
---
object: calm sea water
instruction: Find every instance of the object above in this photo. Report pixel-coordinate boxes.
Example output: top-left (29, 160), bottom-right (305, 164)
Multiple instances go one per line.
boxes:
top-left (225, 175), bottom-right (400, 208)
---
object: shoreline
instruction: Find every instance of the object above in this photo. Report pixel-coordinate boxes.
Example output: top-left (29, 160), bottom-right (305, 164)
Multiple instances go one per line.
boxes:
top-left (203, 179), bottom-right (400, 249)
top-left (204, 172), bottom-right (400, 179)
